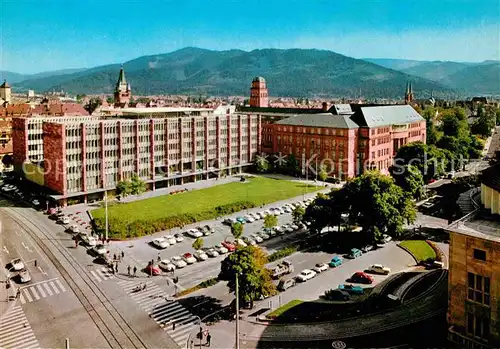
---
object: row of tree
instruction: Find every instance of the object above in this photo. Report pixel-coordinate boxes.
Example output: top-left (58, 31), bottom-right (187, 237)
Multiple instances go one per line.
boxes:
top-left (115, 175), bottom-right (147, 197)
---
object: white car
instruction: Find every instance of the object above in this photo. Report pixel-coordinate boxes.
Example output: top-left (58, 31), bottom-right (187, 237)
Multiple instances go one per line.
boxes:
top-left (152, 238), bottom-right (169, 249)
top-left (274, 226), bottom-right (284, 234)
top-left (291, 224), bottom-right (299, 231)
top-left (251, 234), bottom-right (263, 243)
top-left (258, 232), bottom-right (270, 240)
top-left (32, 199), bottom-right (40, 206)
top-left (10, 258), bottom-right (24, 271)
top-left (367, 264), bottom-right (391, 275)
top-left (214, 245), bottom-right (228, 254)
top-left (244, 216), bottom-right (255, 223)
top-left (204, 248), bottom-right (219, 258)
top-left (164, 235), bottom-right (177, 245)
top-left (92, 244), bottom-right (107, 256)
top-left (381, 234), bottom-right (392, 244)
top-left (81, 234), bottom-right (97, 247)
top-left (235, 239), bottom-right (247, 247)
top-left (171, 256), bottom-right (187, 268)
top-left (284, 207), bottom-right (292, 213)
top-left (182, 253), bottom-right (197, 264)
top-left (186, 229), bottom-right (203, 238)
top-left (257, 212), bottom-right (266, 219)
top-left (244, 237), bottom-right (257, 246)
top-left (60, 216), bottom-right (70, 225)
top-left (69, 225), bottom-right (80, 233)
top-left (194, 250), bottom-right (209, 261)
top-left (312, 263), bottom-right (328, 273)
top-left (296, 269), bottom-right (317, 282)
top-left (174, 233), bottom-right (184, 243)
top-left (18, 269), bottom-right (31, 283)
top-left (159, 259), bottom-right (176, 271)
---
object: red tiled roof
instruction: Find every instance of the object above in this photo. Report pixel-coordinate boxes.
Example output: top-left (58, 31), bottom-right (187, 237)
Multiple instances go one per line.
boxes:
top-left (0, 104), bottom-right (32, 117)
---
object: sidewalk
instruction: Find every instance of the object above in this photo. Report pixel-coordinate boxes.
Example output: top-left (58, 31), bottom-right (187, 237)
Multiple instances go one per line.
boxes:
top-left (0, 261), bottom-right (18, 319)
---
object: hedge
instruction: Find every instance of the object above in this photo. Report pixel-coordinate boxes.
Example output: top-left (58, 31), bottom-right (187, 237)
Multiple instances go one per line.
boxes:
top-left (174, 277), bottom-right (219, 297)
top-left (268, 246), bottom-right (297, 263)
top-left (426, 240), bottom-right (444, 262)
top-left (93, 200), bottom-right (255, 239)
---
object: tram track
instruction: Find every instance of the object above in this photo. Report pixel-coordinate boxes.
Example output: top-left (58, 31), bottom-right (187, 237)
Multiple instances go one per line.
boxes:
top-left (2, 207), bottom-right (148, 349)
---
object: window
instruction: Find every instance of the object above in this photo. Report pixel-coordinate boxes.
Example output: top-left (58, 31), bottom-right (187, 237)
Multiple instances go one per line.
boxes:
top-left (467, 313), bottom-right (490, 340)
top-left (467, 272), bottom-right (490, 305)
top-left (473, 249), bottom-right (486, 261)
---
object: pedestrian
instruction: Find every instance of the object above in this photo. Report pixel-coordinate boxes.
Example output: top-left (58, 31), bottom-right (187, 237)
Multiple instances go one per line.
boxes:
top-left (157, 254), bottom-right (161, 262)
top-left (127, 265), bottom-right (131, 276)
top-left (206, 333), bottom-right (211, 347)
top-left (121, 251), bottom-right (125, 259)
top-left (113, 253), bottom-right (117, 261)
top-left (107, 238), bottom-right (110, 245)
top-left (151, 258), bottom-right (155, 265)
top-left (115, 264), bottom-right (118, 273)
top-left (172, 321), bottom-right (176, 330)
top-left (190, 340), bottom-right (194, 349)
top-left (133, 266), bottom-right (137, 276)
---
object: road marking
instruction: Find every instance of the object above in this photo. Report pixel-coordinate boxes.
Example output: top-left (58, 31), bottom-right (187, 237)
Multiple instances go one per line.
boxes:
top-left (22, 289), bottom-right (33, 303)
top-left (29, 288), bottom-right (40, 300)
top-left (0, 305), bottom-right (40, 349)
top-left (90, 270), bottom-right (101, 282)
top-left (55, 279), bottom-right (66, 292)
top-left (2, 246), bottom-right (9, 254)
top-left (37, 266), bottom-right (47, 275)
top-left (19, 278), bottom-right (67, 304)
top-left (19, 277), bottom-right (59, 289)
top-left (15, 230), bottom-right (20, 236)
top-left (19, 292), bottom-right (26, 304)
top-left (35, 284), bottom-right (46, 298)
top-left (49, 281), bottom-right (60, 294)
top-left (21, 242), bottom-right (33, 253)
top-left (42, 283), bottom-right (53, 296)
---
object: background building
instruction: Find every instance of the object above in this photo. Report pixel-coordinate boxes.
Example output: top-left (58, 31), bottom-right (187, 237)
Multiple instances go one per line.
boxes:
top-left (0, 80), bottom-right (12, 106)
top-left (249, 76), bottom-right (268, 108)
top-left (114, 66), bottom-right (131, 107)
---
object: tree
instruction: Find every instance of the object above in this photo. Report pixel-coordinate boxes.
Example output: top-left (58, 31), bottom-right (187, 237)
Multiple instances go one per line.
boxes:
top-left (76, 94), bottom-right (86, 103)
top-left (389, 164), bottom-right (424, 200)
top-left (285, 154), bottom-right (300, 176)
top-left (254, 155), bottom-right (269, 173)
top-left (220, 246), bottom-right (276, 309)
top-left (106, 96), bottom-right (114, 104)
top-left (471, 113), bottom-right (495, 138)
top-left (1, 154), bottom-right (13, 168)
top-left (263, 214), bottom-right (278, 229)
top-left (304, 190), bottom-right (346, 234)
top-left (231, 223), bottom-right (243, 240)
top-left (292, 206), bottom-right (305, 225)
top-left (130, 174), bottom-right (146, 195)
top-left (318, 166), bottom-right (328, 181)
top-left (83, 97), bottom-right (102, 115)
top-left (116, 180), bottom-right (131, 197)
top-left (192, 238), bottom-right (204, 251)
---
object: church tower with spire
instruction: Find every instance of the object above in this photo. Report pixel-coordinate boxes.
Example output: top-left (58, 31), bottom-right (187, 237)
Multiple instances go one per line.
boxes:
top-left (404, 81), bottom-right (414, 105)
top-left (114, 66), bottom-right (131, 107)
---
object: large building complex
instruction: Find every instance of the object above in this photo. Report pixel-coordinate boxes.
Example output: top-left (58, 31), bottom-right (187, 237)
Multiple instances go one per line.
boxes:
top-left (447, 165), bottom-right (500, 348)
top-left (13, 107), bottom-right (261, 204)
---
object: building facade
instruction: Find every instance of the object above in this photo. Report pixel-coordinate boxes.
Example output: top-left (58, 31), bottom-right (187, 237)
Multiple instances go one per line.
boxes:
top-left (261, 105), bottom-right (426, 179)
top-left (13, 109), bottom-right (261, 205)
top-left (0, 80), bottom-right (12, 105)
top-left (249, 76), bottom-right (269, 108)
top-left (114, 66), bottom-right (131, 107)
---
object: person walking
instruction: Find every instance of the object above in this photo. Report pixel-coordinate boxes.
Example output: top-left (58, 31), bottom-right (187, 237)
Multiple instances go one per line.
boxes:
top-left (157, 254), bottom-right (161, 262)
top-left (113, 253), bottom-right (117, 261)
top-left (115, 264), bottom-right (118, 273)
top-left (206, 333), bottom-right (211, 347)
top-left (172, 321), bottom-right (176, 331)
top-left (121, 251), bottom-right (125, 259)
top-left (133, 266), bottom-right (137, 277)
top-left (127, 265), bottom-right (131, 276)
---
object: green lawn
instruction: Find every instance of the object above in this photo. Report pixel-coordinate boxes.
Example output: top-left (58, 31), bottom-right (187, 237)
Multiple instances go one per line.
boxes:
top-left (266, 300), bottom-right (304, 319)
top-left (92, 176), bottom-right (320, 226)
top-left (399, 240), bottom-right (437, 262)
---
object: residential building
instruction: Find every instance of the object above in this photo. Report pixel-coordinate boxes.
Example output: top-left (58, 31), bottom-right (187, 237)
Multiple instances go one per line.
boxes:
top-left (13, 108), bottom-right (261, 205)
top-left (447, 165), bottom-right (500, 348)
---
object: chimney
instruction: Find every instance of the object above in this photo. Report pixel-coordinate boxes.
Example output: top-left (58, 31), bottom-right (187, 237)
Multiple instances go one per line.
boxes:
top-left (322, 102), bottom-right (328, 112)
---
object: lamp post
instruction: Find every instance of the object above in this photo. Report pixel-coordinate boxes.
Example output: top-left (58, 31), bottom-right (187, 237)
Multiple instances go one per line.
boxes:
top-left (235, 273), bottom-right (240, 349)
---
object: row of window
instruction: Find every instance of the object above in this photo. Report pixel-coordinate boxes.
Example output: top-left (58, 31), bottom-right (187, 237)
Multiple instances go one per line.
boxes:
top-left (277, 126), bottom-right (346, 136)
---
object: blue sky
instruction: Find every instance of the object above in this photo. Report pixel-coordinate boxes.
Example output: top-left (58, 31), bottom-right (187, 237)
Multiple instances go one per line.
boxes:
top-left (1, 0), bottom-right (499, 74)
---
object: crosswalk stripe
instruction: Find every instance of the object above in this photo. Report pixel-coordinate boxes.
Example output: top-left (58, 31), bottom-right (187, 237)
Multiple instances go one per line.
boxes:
top-left (0, 306), bottom-right (40, 349)
top-left (1, 332), bottom-right (37, 347)
top-left (55, 279), bottom-right (66, 292)
top-left (23, 289), bottom-right (33, 302)
top-left (35, 284), bottom-right (46, 298)
top-left (29, 287), bottom-right (40, 300)
top-left (43, 282), bottom-right (53, 296)
top-left (49, 281), bottom-right (60, 294)
top-left (20, 292), bottom-right (26, 304)
top-left (0, 325), bottom-right (32, 340)
top-left (90, 270), bottom-right (101, 282)
top-left (0, 322), bottom-right (27, 335)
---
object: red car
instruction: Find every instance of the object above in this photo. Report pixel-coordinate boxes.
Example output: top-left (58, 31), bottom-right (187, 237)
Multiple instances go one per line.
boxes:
top-left (221, 240), bottom-right (236, 252)
top-left (350, 272), bottom-right (374, 284)
top-left (144, 264), bottom-right (161, 276)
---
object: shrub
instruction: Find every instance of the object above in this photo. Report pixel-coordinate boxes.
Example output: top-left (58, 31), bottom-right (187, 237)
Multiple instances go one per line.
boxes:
top-left (93, 200), bottom-right (256, 239)
top-left (175, 277), bottom-right (219, 297)
top-left (268, 246), bottom-right (297, 263)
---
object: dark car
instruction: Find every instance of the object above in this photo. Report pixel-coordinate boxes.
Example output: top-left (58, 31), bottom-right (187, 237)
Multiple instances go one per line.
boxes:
top-left (324, 289), bottom-right (351, 301)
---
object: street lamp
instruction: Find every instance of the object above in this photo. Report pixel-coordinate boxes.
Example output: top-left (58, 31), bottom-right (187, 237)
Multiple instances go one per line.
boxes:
top-left (235, 272), bottom-right (241, 349)
top-left (185, 315), bottom-right (203, 349)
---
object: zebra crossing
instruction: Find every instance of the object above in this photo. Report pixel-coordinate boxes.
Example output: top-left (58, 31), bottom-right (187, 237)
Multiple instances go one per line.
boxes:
top-left (118, 280), bottom-right (198, 347)
top-left (19, 278), bottom-right (67, 304)
top-left (90, 267), bottom-right (116, 283)
top-left (0, 305), bottom-right (40, 349)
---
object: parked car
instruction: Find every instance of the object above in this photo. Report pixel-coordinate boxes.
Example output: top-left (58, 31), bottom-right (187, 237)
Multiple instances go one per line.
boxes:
top-left (235, 239), bottom-right (247, 247)
top-left (159, 260), bottom-right (176, 271)
top-left (194, 250), bottom-right (208, 261)
top-left (277, 278), bottom-right (296, 291)
top-left (329, 256), bottom-right (343, 267)
top-left (257, 212), bottom-right (266, 219)
top-left (171, 256), bottom-right (187, 268)
top-left (186, 229), bottom-right (203, 238)
top-left (202, 225), bottom-right (214, 235)
top-left (347, 248), bottom-right (363, 259)
top-left (18, 269), bottom-right (31, 283)
top-left (174, 233), bottom-right (184, 243)
top-left (290, 224), bottom-right (299, 231)
top-left (338, 284), bottom-right (364, 295)
top-left (163, 235), bottom-right (177, 245)
top-left (324, 289), bottom-right (351, 301)
top-left (10, 258), bottom-right (25, 271)
top-left (59, 216), bottom-right (70, 225)
top-left (223, 218), bottom-right (237, 226)
top-left (242, 237), bottom-right (257, 246)
top-left (91, 244), bottom-right (107, 256)
top-left (258, 232), bottom-right (270, 240)
top-left (145, 264), bottom-right (161, 276)
top-left (381, 234), bottom-right (392, 244)
top-left (221, 240), bottom-right (236, 252)
top-left (214, 245), bottom-right (228, 254)
top-left (296, 269), bottom-right (317, 282)
top-left (367, 264), bottom-right (391, 275)
top-left (271, 261), bottom-right (294, 279)
top-left (236, 217), bottom-right (246, 224)
top-left (69, 225), bottom-right (80, 234)
top-left (182, 253), bottom-right (197, 264)
top-left (361, 245), bottom-right (374, 253)
top-left (251, 234), bottom-right (263, 243)
top-left (152, 237), bottom-right (169, 249)
top-left (350, 272), bottom-right (374, 284)
top-left (204, 248), bottom-right (219, 258)
top-left (313, 263), bottom-right (328, 273)
top-left (32, 199), bottom-right (40, 206)
top-left (81, 234), bottom-right (97, 247)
